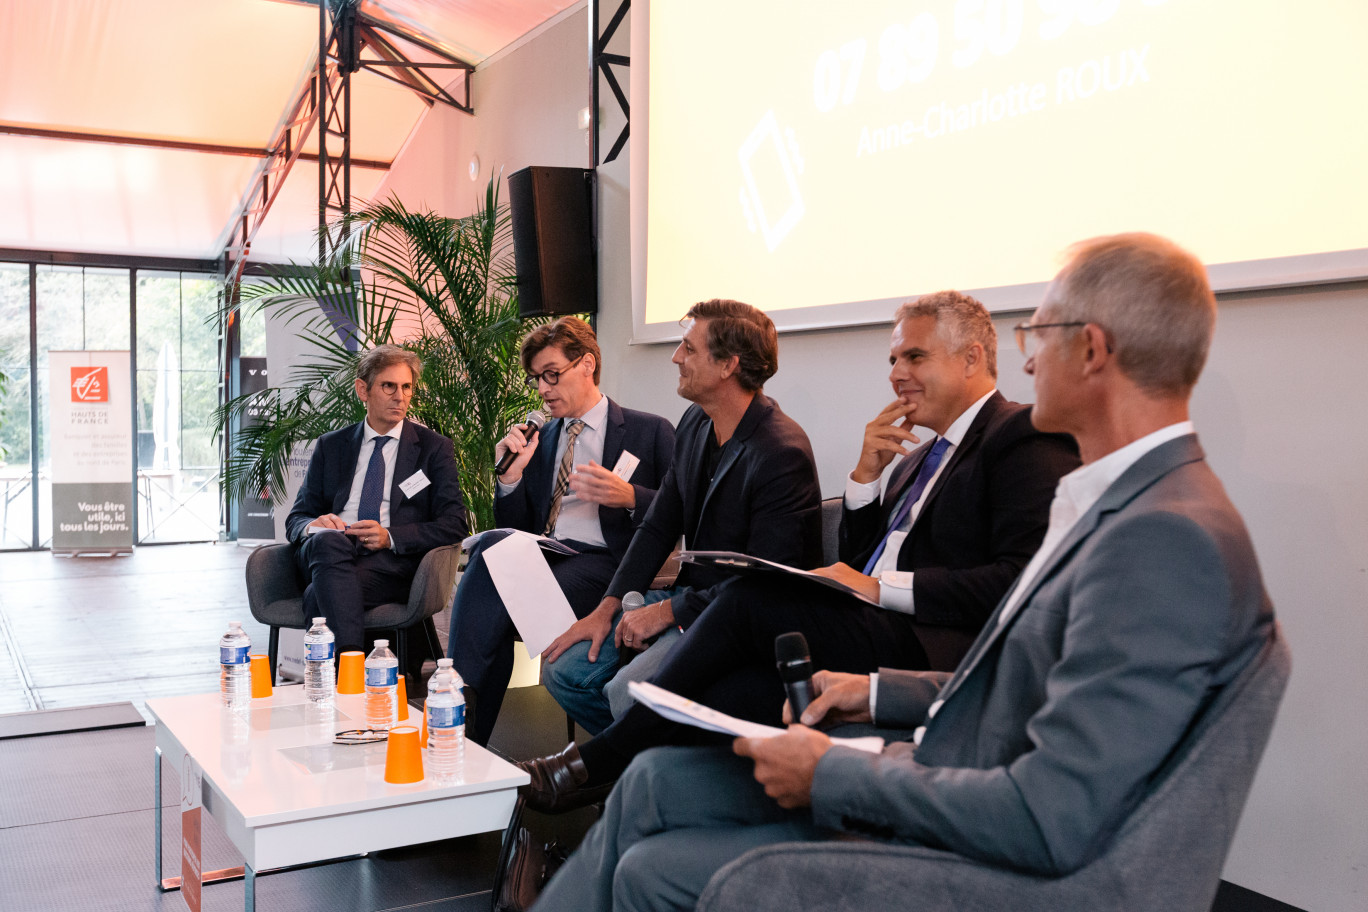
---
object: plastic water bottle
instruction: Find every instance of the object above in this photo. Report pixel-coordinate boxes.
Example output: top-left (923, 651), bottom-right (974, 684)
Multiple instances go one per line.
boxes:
top-left (425, 660), bottom-right (465, 779)
top-left (364, 639), bottom-right (399, 730)
top-left (219, 621), bottom-right (251, 713)
top-left (303, 617), bottom-right (336, 705)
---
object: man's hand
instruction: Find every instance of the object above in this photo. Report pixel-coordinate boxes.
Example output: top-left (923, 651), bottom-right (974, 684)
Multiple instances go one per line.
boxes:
top-left (810, 562), bottom-right (880, 604)
top-left (346, 519), bottom-right (390, 550)
top-left (494, 425), bottom-right (540, 485)
top-left (308, 513), bottom-right (346, 531)
top-left (852, 400), bottom-right (921, 484)
top-left (568, 461), bottom-right (636, 509)
top-left (734, 726), bottom-right (833, 809)
top-left (615, 599), bottom-right (674, 650)
top-left (782, 670), bottom-right (873, 727)
top-left (544, 598), bottom-right (618, 663)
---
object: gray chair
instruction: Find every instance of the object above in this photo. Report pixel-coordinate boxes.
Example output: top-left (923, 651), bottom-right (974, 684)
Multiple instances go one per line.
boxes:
top-left (245, 542), bottom-right (460, 683)
top-left (698, 625), bottom-right (1291, 912)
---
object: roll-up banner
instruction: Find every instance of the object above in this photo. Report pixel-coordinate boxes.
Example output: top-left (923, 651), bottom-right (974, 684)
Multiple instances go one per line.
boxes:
top-left (49, 351), bottom-right (134, 554)
top-left (235, 357), bottom-right (276, 541)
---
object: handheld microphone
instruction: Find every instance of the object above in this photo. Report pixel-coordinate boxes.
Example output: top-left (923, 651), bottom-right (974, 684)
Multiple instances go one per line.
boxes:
top-left (775, 632), bottom-right (815, 721)
top-left (494, 410), bottom-right (547, 476)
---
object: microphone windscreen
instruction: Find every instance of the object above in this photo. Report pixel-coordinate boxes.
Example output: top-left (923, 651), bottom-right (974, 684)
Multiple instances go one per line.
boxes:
top-left (775, 631), bottom-right (810, 665)
top-left (621, 591), bottom-right (646, 611)
top-left (525, 409), bottom-right (547, 430)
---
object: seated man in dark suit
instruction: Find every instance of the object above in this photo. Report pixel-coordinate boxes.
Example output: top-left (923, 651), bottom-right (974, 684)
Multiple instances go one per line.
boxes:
top-left (538, 299), bottom-right (824, 736)
top-left (445, 317), bottom-right (675, 745)
top-left (286, 344), bottom-right (467, 667)
top-left (531, 233), bottom-right (1277, 912)
top-left (518, 291), bottom-right (1078, 812)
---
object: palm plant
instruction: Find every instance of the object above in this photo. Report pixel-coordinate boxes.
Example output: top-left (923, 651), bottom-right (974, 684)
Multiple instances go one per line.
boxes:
top-left (215, 179), bottom-right (545, 532)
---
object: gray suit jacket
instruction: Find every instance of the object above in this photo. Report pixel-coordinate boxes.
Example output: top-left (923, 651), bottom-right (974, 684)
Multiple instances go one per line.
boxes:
top-left (810, 434), bottom-right (1275, 876)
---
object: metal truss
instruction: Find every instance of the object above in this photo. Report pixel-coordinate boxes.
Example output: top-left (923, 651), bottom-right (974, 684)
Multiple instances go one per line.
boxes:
top-left (591, 0), bottom-right (631, 166)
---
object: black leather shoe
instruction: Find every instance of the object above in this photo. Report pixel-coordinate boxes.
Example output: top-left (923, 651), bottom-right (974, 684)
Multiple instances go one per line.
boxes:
top-left (516, 743), bottom-right (613, 814)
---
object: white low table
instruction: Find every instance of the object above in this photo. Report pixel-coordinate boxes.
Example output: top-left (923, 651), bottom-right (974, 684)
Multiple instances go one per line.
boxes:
top-left (148, 685), bottom-right (527, 911)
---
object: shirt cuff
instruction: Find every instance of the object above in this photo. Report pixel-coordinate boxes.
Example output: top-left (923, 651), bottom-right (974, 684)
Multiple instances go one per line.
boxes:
top-left (495, 478), bottom-right (520, 496)
top-left (844, 473), bottom-right (883, 510)
top-left (877, 570), bottom-right (915, 615)
top-left (868, 672), bottom-right (879, 721)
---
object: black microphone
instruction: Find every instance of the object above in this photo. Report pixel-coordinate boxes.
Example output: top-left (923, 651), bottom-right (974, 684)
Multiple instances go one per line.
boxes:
top-left (775, 632), bottom-right (815, 721)
top-left (494, 410), bottom-right (547, 476)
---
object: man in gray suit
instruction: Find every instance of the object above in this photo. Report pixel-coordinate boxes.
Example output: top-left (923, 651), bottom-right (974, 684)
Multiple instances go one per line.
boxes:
top-left (531, 232), bottom-right (1277, 911)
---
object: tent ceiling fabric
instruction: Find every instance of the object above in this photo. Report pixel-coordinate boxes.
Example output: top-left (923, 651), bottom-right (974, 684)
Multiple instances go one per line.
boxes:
top-left (0, 0), bottom-right (579, 263)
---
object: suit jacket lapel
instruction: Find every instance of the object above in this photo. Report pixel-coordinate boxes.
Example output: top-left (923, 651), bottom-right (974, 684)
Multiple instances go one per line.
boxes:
top-left (695, 394), bottom-right (767, 539)
top-left (389, 420), bottom-right (420, 509)
top-left (935, 434), bottom-right (1205, 705)
top-left (602, 398), bottom-right (626, 473)
top-left (909, 392), bottom-right (1001, 528)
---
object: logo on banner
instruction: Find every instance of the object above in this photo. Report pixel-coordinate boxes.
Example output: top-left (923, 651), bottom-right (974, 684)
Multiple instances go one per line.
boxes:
top-left (71, 367), bottom-right (109, 402)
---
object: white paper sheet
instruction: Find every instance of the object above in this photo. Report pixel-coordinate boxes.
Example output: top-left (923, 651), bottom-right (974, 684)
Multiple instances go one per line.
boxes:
top-left (627, 681), bottom-right (886, 754)
top-left (482, 531), bottom-right (579, 656)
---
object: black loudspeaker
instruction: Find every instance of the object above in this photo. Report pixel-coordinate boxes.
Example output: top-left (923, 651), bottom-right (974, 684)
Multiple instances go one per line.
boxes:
top-left (508, 166), bottom-right (597, 317)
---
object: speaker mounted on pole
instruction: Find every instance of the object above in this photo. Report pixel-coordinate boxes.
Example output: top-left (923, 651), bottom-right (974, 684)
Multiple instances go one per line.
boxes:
top-left (508, 166), bottom-right (597, 318)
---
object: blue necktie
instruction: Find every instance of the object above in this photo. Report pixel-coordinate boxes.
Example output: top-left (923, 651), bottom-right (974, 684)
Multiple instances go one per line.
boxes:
top-left (861, 436), bottom-right (951, 575)
top-left (357, 436), bottom-right (391, 522)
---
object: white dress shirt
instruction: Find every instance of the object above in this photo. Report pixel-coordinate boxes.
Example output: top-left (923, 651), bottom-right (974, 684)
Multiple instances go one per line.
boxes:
top-left (339, 419), bottom-right (404, 538)
top-left (844, 389), bottom-right (996, 615)
top-left (498, 394), bottom-right (610, 548)
top-left (903, 420), bottom-right (1197, 744)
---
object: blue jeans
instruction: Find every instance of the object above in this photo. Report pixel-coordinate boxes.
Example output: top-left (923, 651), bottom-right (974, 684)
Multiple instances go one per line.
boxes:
top-left (543, 588), bottom-right (679, 735)
top-left (532, 746), bottom-right (821, 912)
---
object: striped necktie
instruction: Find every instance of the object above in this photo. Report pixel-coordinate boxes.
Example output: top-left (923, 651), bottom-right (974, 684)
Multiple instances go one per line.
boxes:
top-left (544, 419), bottom-right (586, 536)
top-left (861, 436), bottom-right (951, 575)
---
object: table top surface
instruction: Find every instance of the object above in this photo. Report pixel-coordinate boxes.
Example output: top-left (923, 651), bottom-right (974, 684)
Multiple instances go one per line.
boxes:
top-left (147, 685), bottom-right (528, 828)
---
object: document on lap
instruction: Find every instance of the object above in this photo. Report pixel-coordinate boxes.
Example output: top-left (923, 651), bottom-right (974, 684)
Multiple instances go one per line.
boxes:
top-left (481, 531), bottom-right (579, 655)
top-left (678, 550), bottom-right (879, 606)
top-left (462, 529), bottom-right (579, 557)
top-left (627, 681), bottom-right (885, 754)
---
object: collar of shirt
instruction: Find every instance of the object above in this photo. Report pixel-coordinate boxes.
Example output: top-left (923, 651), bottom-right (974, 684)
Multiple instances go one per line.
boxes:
top-left (1053, 420), bottom-right (1195, 524)
top-left (361, 419), bottom-right (404, 445)
top-left (939, 388), bottom-right (996, 449)
top-left (569, 394), bottom-right (608, 434)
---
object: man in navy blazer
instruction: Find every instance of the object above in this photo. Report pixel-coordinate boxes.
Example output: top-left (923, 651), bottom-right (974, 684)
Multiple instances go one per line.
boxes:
top-left (286, 344), bottom-right (467, 662)
top-left (531, 233), bottom-right (1277, 912)
top-left (445, 317), bottom-right (675, 745)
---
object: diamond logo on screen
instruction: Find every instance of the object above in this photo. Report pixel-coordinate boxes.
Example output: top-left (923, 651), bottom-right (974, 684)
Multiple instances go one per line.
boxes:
top-left (71, 367), bottom-right (109, 403)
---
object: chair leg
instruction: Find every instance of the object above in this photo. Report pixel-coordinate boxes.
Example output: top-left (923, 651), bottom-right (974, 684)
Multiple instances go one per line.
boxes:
top-left (566, 713), bottom-right (576, 743)
top-left (268, 627), bottom-right (280, 684)
top-left (422, 616), bottom-right (442, 662)
top-left (394, 627), bottom-right (408, 679)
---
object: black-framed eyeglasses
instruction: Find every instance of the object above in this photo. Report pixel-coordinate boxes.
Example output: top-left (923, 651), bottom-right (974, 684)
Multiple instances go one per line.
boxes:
top-left (524, 354), bottom-right (585, 389)
top-left (1013, 322), bottom-right (1088, 359)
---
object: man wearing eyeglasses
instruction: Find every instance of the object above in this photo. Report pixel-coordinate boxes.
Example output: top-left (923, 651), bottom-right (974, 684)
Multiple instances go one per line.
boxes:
top-left (287, 344), bottom-right (468, 668)
top-left (445, 317), bottom-right (675, 745)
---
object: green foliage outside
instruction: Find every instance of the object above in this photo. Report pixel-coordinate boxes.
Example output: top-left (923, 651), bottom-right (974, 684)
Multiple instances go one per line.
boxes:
top-left (215, 180), bottom-right (546, 533)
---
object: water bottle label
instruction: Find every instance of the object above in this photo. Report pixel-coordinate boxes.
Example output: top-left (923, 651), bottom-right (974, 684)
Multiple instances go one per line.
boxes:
top-left (306, 642), bottom-right (335, 661)
top-left (365, 665), bottom-right (398, 687)
top-left (427, 703), bottom-right (465, 728)
top-left (220, 645), bottom-right (250, 665)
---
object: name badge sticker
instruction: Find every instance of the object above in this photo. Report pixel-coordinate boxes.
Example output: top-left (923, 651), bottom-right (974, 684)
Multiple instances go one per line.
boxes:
top-left (399, 470), bottom-right (431, 499)
top-left (610, 450), bottom-right (640, 483)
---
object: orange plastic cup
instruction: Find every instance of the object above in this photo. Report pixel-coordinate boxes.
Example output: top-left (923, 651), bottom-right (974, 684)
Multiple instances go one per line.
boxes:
top-left (249, 654), bottom-right (273, 698)
top-left (337, 651), bottom-right (364, 694)
top-left (384, 725), bottom-right (424, 784)
top-left (396, 675), bottom-right (409, 721)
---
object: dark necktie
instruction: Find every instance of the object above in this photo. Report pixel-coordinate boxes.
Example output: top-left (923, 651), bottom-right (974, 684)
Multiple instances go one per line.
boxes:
top-left (544, 419), bottom-right (586, 535)
top-left (357, 436), bottom-right (391, 522)
top-left (861, 436), bottom-right (951, 575)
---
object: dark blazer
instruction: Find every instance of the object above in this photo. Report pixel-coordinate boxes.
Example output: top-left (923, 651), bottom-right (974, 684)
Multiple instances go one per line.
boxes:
top-left (839, 392), bottom-right (1079, 668)
top-left (606, 393), bottom-right (823, 627)
top-left (493, 398), bottom-right (676, 561)
top-left (285, 418), bottom-right (468, 555)
top-left (814, 435), bottom-right (1276, 875)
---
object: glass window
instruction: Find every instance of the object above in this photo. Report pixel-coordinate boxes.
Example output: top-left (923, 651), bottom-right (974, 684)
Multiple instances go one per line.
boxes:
top-left (0, 265), bottom-right (33, 550)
